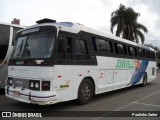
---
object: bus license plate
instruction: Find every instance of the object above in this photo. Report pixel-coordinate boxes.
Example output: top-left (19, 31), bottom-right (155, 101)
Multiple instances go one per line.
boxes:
top-left (12, 91), bottom-right (20, 96)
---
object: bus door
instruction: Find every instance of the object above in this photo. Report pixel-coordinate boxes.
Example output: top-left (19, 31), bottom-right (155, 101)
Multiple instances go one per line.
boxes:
top-left (92, 38), bottom-right (114, 92)
top-left (112, 43), bottom-right (130, 90)
top-left (97, 56), bottom-right (114, 92)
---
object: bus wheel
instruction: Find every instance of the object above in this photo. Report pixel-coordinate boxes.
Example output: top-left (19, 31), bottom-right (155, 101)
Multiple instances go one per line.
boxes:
top-left (77, 79), bottom-right (94, 104)
top-left (142, 73), bottom-right (147, 87)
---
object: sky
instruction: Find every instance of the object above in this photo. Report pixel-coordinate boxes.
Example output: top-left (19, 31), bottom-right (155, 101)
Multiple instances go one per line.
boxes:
top-left (1, 0), bottom-right (160, 48)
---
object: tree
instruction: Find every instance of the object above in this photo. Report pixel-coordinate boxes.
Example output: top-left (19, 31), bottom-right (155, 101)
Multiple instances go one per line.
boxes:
top-left (110, 4), bottom-right (148, 44)
top-left (144, 43), bottom-right (159, 51)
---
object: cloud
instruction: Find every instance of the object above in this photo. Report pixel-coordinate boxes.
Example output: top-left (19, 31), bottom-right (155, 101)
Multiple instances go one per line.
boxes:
top-left (1, 0), bottom-right (160, 47)
top-left (139, 0), bottom-right (160, 14)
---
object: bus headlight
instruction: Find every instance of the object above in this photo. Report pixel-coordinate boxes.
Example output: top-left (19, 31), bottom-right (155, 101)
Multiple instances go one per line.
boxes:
top-left (29, 80), bottom-right (40, 91)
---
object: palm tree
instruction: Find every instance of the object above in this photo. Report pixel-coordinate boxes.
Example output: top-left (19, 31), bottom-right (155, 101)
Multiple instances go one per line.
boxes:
top-left (110, 4), bottom-right (148, 44)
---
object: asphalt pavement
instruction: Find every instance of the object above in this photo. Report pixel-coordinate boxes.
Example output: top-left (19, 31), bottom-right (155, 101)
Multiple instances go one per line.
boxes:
top-left (0, 70), bottom-right (160, 120)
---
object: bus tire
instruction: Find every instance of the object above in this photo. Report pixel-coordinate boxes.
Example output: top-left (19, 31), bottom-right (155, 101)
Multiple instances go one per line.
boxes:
top-left (77, 79), bottom-right (94, 105)
top-left (141, 73), bottom-right (147, 87)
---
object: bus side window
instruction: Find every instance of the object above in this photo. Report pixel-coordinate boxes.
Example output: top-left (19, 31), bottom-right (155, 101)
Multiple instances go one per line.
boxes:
top-left (57, 36), bottom-right (73, 60)
top-left (75, 39), bottom-right (89, 60)
top-left (75, 39), bottom-right (87, 55)
top-left (115, 43), bottom-right (126, 55)
top-left (105, 40), bottom-right (112, 53)
top-left (138, 49), bottom-right (145, 58)
top-left (146, 51), bottom-right (150, 59)
top-left (95, 38), bottom-right (112, 53)
top-left (128, 46), bottom-right (136, 57)
top-left (151, 51), bottom-right (156, 60)
top-left (92, 37), bottom-right (97, 51)
top-left (96, 39), bottom-right (106, 52)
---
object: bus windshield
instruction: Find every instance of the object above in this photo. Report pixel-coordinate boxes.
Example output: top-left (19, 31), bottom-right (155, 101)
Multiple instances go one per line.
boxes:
top-left (12, 33), bottom-right (55, 59)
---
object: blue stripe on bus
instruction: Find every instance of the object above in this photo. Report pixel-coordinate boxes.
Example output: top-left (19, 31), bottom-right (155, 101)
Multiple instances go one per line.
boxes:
top-left (129, 60), bottom-right (149, 85)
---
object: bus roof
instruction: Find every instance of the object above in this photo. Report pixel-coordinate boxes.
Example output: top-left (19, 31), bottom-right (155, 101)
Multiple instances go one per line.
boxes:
top-left (20, 21), bottom-right (155, 52)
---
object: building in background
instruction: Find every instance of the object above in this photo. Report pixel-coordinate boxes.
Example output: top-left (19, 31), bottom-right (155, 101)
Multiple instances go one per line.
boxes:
top-left (11, 18), bottom-right (20, 25)
top-left (0, 20), bottom-right (25, 90)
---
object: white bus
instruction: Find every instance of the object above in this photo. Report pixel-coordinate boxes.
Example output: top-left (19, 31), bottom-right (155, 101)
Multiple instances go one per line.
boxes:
top-left (0, 22), bottom-right (25, 89)
top-left (5, 19), bottom-right (156, 105)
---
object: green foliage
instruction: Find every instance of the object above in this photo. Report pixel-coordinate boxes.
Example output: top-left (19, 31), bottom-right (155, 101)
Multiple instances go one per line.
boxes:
top-left (110, 4), bottom-right (148, 44)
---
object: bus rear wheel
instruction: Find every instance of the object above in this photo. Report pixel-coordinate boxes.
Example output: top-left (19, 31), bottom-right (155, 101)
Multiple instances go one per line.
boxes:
top-left (142, 73), bottom-right (147, 87)
top-left (77, 79), bottom-right (94, 104)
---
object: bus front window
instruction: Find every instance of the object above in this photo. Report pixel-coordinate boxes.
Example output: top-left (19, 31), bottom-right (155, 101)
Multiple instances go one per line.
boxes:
top-left (12, 33), bottom-right (55, 59)
top-left (12, 36), bottom-right (27, 59)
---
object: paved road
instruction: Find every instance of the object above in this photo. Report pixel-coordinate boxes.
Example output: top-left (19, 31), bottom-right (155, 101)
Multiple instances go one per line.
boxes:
top-left (0, 70), bottom-right (160, 120)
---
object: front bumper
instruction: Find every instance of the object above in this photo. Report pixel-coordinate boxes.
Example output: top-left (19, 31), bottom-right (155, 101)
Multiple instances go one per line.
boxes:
top-left (5, 86), bottom-right (58, 105)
